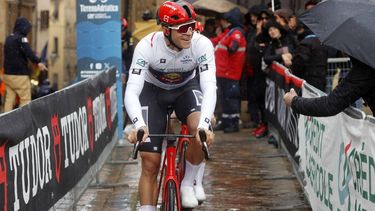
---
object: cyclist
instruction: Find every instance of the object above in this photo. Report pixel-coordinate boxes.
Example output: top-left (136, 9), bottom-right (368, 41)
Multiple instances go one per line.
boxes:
top-left (124, 1), bottom-right (216, 210)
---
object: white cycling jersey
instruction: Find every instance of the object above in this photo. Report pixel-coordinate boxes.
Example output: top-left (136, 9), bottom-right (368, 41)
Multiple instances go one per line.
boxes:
top-left (125, 31), bottom-right (217, 130)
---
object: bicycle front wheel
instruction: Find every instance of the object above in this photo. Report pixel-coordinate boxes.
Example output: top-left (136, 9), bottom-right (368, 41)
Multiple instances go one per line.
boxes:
top-left (177, 140), bottom-right (189, 182)
top-left (162, 180), bottom-right (179, 211)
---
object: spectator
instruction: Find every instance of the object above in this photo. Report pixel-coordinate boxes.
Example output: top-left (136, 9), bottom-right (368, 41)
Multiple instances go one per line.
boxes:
top-left (121, 17), bottom-right (134, 84)
top-left (274, 8), bottom-right (293, 32)
top-left (3, 17), bottom-right (47, 113)
top-left (243, 4), bottom-right (266, 128)
top-left (305, 0), bottom-right (320, 10)
top-left (213, 8), bottom-right (247, 133)
top-left (263, 20), bottom-right (298, 68)
top-left (290, 21), bottom-right (328, 91)
top-left (284, 57), bottom-right (375, 117)
top-left (249, 9), bottom-right (274, 138)
top-left (201, 18), bottom-right (216, 38)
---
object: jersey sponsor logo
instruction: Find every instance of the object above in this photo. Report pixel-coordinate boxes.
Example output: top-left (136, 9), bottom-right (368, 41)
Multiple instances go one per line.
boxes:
top-left (132, 69), bottom-right (142, 75)
top-left (180, 55), bottom-right (193, 64)
top-left (160, 58), bottom-right (166, 64)
top-left (136, 58), bottom-right (147, 67)
top-left (160, 73), bottom-right (182, 83)
top-left (199, 64), bottom-right (209, 72)
top-left (132, 117), bottom-right (138, 124)
top-left (197, 54), bottom-right (207, 63)
top-left (192, 90), bottom-right (203, 106)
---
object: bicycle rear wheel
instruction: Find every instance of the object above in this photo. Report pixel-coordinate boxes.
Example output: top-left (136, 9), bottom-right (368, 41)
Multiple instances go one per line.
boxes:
top-left (161, 180), bottom-right (179, 211)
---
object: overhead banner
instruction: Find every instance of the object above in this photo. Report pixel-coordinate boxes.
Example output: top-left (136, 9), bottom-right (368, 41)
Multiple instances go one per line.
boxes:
top-left (76, 0), bottom-right (123, 138)
top-left (0, 69), bottom-right (117, 211)
top-left (298, 85), bottom-right (375, 211)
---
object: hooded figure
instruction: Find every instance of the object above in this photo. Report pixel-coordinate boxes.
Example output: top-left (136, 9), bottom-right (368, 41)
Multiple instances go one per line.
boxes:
top-left (4, 17), bottom-right (43, 75)
top-left (213, 8), bottom-right (247, 133)
top-left (3, 17), bottom-right (47, 112)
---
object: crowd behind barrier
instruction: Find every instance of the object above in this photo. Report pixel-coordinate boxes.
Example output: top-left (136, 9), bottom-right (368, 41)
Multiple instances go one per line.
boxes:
top-left (0, 68), bottom-right (118, 211)
top-left (266, 62), bottom-right (375, 211)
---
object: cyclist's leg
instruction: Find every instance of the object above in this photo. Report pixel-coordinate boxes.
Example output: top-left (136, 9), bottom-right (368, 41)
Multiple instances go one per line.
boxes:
top-left (174, 81), bottom-right (206, 207)
top-left (138, 82), bottom-right (167, 208)
top-left (139, 152), bottom-right (161, 207)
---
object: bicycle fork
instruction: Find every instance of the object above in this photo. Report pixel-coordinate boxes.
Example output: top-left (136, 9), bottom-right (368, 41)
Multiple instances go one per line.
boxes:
top-left (160, 139), bottom-right (181, 210)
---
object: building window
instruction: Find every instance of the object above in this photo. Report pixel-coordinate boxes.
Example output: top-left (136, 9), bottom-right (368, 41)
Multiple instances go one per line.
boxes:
top-left (40, 10), bottom-right (49, 29)
top-left (53, 37), bottom-right (58, 55)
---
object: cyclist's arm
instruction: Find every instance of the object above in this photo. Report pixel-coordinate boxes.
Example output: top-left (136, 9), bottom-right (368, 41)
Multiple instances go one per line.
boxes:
top-left (124, 38), bottom-right (150, 129)
top-left (195, 36), bottom-right (217, 130)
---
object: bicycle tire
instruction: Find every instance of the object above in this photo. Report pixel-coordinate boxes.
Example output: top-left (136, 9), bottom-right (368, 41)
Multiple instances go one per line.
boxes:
top-left (162, 180), bottom-right (178, 211)
top-left (178, 140), bottom-right (189, 183)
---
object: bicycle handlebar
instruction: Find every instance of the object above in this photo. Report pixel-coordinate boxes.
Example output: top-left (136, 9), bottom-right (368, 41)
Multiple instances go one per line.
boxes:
top-left (131, 129), bottom-right (144, 159)
top-left (199, 129), bottom-right (210, 160)
top-left (131, 128), bottom-right (210, 160)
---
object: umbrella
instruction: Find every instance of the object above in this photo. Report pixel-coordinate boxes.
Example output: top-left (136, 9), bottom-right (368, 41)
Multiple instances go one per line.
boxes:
top-left (299, 0), bottom-right (375, 68)
top-left (192, 0), bottom-right (248, 16)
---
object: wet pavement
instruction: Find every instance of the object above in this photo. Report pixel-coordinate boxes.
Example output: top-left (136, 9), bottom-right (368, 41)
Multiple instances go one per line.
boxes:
top-left (75, 128), bottom-right (311, 211)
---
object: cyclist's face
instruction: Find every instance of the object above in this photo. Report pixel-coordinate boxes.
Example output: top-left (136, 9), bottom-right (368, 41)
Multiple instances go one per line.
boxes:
top-left (171, 29), bottom-right (193, 49)
top-left (169, 22), bottom-right (194, 49)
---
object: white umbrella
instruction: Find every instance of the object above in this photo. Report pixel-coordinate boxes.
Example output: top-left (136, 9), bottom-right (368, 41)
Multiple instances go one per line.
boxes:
top-left (192, 0), bottom-right (248, 16)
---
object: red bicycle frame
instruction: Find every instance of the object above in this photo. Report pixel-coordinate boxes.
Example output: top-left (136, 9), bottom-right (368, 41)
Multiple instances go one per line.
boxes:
top-left (158, 124), bottom-right (191, 210)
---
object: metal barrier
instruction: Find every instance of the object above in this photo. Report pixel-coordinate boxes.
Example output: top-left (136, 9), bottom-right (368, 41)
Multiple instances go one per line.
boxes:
top-left (325, 57), bottom-right (352, 94)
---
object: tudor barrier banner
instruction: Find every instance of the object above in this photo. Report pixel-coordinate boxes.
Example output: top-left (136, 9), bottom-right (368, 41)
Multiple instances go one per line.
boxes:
top-left (265, 62), bottom-right (303, 163)
top-left (0, 68), bottom-right (117, 211)
top-left (297, 84), bottom-right (375, 211)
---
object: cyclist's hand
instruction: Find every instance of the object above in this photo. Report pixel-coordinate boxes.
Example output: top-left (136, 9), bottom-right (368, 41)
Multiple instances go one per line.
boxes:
top-left (196, 128), bottom-right (215, 146)
top-left (128, 126), bottom-right (149, 144)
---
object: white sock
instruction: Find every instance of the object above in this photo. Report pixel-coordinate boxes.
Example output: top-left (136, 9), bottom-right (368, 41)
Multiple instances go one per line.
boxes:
top-left (181, 161), bottom-right (200, 187)
top-left (140, 205), bottom-right (156, 211)
top-left (195, 162), bottom-right (205, 187)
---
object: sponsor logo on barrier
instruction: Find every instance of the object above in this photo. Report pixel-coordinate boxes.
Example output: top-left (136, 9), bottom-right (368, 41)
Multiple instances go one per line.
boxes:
top-left (0, 72), bottom-right (117, 210)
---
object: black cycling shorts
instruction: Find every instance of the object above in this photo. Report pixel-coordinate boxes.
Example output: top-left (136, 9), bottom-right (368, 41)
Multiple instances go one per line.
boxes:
top-left (138, 78), bottom-right (202, 153)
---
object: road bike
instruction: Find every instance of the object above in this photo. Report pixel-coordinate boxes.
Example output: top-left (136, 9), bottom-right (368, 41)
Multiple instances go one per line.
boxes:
top-left (132, 117), bottom-right (209, 211)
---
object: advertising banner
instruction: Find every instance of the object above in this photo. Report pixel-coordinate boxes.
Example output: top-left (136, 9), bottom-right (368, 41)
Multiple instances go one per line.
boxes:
top-left (0, 69), bottom-right (117, 211)
top-left (76, 0), bottom-right (123, 138)
top-left (298, 84), bottom-right (375, 211)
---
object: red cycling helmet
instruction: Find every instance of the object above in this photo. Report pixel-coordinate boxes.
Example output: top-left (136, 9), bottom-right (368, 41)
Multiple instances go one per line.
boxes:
top-left (158, 0), bottom-right (197, 26)
top-left (121, 17), bottom-right (128, 30)
top-left (195, 21), bottom-right (204, 33)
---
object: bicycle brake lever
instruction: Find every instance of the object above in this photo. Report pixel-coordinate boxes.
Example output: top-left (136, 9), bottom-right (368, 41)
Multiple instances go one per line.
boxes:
top-left (199, 129), bottom-right (210, 160)
top-left (132, 129), bottom-right (144, 159)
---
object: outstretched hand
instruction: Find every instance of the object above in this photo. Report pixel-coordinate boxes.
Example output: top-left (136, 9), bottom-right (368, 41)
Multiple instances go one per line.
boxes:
top-left (283, 88), bottom-right (298, 107)
top-left (38, 62), bottom-right (48, 71)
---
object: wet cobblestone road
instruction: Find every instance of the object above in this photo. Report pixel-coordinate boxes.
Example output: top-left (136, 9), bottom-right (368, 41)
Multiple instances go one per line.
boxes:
top-left (75, 129), bottom-right (311, 211)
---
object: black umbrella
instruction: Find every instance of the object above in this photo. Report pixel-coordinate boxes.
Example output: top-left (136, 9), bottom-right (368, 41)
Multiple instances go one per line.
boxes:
top-left (299, 0), bottom-right (375, 69)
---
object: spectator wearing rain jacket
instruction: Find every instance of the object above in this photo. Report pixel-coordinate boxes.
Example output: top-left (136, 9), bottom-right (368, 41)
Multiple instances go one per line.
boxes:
top-left (3, 17), bottom-right (47, 112)
top-left (213, 8), bottom-right (247, 133)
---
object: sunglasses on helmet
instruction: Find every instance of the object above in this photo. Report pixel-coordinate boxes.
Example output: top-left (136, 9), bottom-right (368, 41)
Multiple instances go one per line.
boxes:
top-left (168, 21), bottom-right (196, 33)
